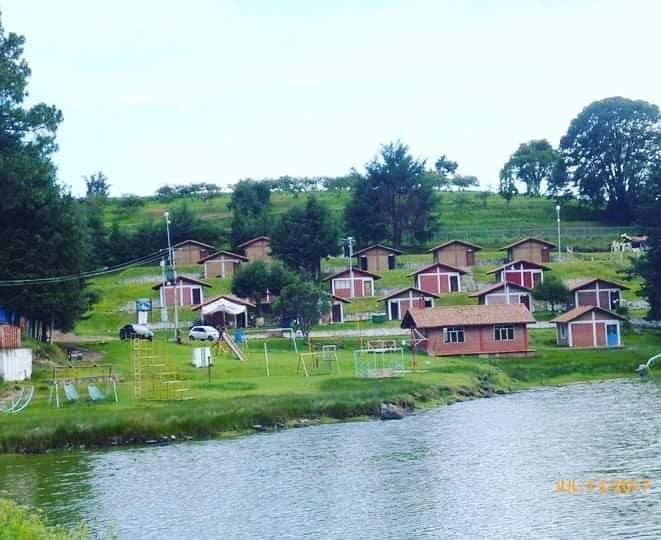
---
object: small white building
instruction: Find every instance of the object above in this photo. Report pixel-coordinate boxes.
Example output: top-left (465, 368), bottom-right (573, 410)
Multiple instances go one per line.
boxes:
top-left (380, 287), bottom-right (438, 320)
top-left (0, 326), bottom-right (32, 382)
top-left (469, 282), bottom-right (533, 311)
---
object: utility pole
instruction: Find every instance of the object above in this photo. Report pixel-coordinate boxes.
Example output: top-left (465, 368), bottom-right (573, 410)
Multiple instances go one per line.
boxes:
top-left (555, 204), bottom-right (562, 261)
top-left (164, 211), bottom-right (179, 341)
top-left (347, 236), bottom-right (355, 298)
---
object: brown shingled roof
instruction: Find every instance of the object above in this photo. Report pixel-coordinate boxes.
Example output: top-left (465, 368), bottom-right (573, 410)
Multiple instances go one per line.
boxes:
top-left (549, 305), bottom-right (626, 323)
top-left (500, 237), bottom-right (556, 250)
top-left (427, 239), bottom-right (483, 252)
top-left (486, 259), bottom-right (550, 274)
top-left (354, 244), bottom-right (404, 256)
top-left (401, 304), bottom-right (535, 329)
top-left (566, 277), bottom-right (629, 292)
top-left (236, 236), bottom-right (271, 249)
top-left (197, 250), bottom-right (249, 264)
top-left (468, 282), bottom-right (531, 297)
top-left (407, 262), bottom-right (467, 277)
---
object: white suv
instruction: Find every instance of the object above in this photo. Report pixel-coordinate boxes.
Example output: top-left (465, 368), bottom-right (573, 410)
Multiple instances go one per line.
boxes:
top-left (188, 325), bottom-right (220, 341)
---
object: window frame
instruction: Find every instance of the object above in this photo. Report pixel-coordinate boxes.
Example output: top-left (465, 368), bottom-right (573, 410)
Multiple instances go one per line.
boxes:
top-left (494, 324), bottom-right (515, 341)
top-left (443, 326), bottom-right (465, 343)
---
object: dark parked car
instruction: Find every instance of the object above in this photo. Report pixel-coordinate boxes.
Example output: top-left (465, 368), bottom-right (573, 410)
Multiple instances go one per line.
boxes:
top-left (119, 324), bottom-right (154, 341)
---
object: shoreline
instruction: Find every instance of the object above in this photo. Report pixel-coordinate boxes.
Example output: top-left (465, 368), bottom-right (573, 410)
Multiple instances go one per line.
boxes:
top-left (0, 368), bottom-right (644, 456)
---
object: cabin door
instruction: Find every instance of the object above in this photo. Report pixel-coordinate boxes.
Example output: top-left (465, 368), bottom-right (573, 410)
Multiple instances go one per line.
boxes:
top-left (390, 302), bottom-right (399, 320)
top-left (520, 295), bottom-right (530, 310)
top-left (331, 303), bottom-right (343, 323)
top-left (542, 247), bottom-right (550, 263)
top-left (388, 254), bottom-right (396, 270)
top-left (192, 288), bottom-right (202, 305)
top-left (359, 256), bottom-right (368, 271)
top-left (609, 291), bottom-right (620, 311)
top-left (606, 324), bottom-right (618, 347)
top-left (449, 275), bottom-right (459, 292)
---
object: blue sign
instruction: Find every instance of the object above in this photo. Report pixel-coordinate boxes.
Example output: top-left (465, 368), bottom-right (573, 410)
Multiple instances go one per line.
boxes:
top-left (136, 298), bottom-right (153, 312)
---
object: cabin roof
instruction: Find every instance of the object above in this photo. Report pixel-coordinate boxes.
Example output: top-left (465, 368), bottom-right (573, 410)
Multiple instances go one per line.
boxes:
top-left (323, 267), bottom-right (382, 281)
top-left (566, 277), bottom-right (629, 292)
top-left (486, 259), bottom-right (550, 274)
top-left (407, 262), bottom-right (467, 277)
top-left (197, 250), bottom-right (249, 264)
top-left (192, 294), bottom-right (256, 311)
top-left (378, 287), bottom-right (440, 302)
top-left (427, 239), bottom-right (483, 252)
top-left (354, 244), bottom-right (404, 256)
top-left (500, 237), bottom-right (556, 250)
top-left (549, 305), bottom-right (626, 323)
top-left (152, 276), bottom-right (212, 290)
top-left (172, 239), bottom-right (216, 250)
top-left (236, 236), bottom-right (271, 249)
top-left (331, 294), bottom-right (351, 304)
top-left (401, 304), bottom-right (535, 329)
top-left (468, 282), bottom-right (531, 297)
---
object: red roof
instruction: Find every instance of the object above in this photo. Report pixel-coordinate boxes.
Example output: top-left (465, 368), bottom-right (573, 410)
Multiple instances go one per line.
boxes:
top-left (197, 250), bottom-right (249, 264)
top-left (323, 267), bottom-right (381, 281)
top-left (566, 277), bottom-right (629, 292)
top-left (486, 259), bottom-right (550, 274)
top-left (152, 276), bottom-right (211, 290)
top-left (550, 305), bottom-right (626, 323)
top-left (407, 262), bottom-right (467, 277)
top-left (192, 294), bottom-right (256, 311)
top-left (172, 239), bottom-right (216, 250)
top-left (236, 236), bottom-right (271, 249)
top-left (401, 304), bottom-right (535, 329)
top-left (501, 237), bottom-right (556, 250)
top-left (354, 244), bottom-right (404, 256)
top-left (468, 282), bottom-right (531, 297)
top-left (428, 239), bottom-right (483, 252)
top-left (379, 287), bottom-right (439, 302)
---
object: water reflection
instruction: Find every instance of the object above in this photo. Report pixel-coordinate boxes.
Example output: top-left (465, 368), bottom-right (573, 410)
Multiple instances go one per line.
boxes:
top-left (0, 379), bottom-right (659, 539)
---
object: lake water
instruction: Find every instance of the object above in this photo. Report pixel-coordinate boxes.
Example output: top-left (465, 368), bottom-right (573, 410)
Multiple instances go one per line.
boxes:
top-left (1, 378), bottom-right (659, 539)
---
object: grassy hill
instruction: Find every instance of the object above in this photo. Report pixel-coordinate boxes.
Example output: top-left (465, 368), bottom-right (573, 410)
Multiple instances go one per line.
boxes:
top-left (101, 191), bottom-right (636, 250)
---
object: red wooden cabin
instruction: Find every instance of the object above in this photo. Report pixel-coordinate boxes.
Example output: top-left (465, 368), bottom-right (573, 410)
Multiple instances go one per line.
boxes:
top-left (380, 287), bottom-right (438, 321)
top-left (153, 276), bottom-right (211, 307)
top-left (550, 306), bottom-right (625, 348)
top-left (487, 260), bottom-right (549, 289)
top-left (568, 278), bottom-right (628, 312)
top-left (469, 282), bottom-right (533, 311)
top-left (401, 304), bottom-right (535, 357)
top-left (324, 268), bottom-right (380, 299)
top-left (409, 263), bottom-right (466, 295)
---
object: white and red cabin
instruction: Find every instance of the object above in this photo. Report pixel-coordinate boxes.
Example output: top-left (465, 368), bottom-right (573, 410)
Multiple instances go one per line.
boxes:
top-left (428, 239), bottom-right (482, 267)
top-left (325, 268), bottom-right (380, 299)
top-left (153, 276), bottom-right (211, 307)
top-left (321, 295), bottom-right (351, 324)
top-left (568, 278), bottom-right (628, 312)
top-left (550, 306), bottom-right (625, 348)
top-left (408, 262), bottom-right (466, 295)
top-left (469, 282), bottom-right (533, 311)
top-left (380, 287), bottom-right (438, 321)
top-left (487, 259), bottom-right (549, 289)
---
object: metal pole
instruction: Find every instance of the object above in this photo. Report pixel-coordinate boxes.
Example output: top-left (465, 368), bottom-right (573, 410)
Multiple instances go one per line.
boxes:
top-left (347, 236), bottom-right (355, 298)
top-left (165, 212), bottom-right (179, 341)
top-left (555, 205), bottom-right (561, 261)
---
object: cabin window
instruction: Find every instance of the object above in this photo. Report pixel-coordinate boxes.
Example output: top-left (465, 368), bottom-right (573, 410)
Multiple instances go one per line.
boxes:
top-left (532, 272), bottom-right (542, 287)
top-left (444, 326), bottom-right (464, 343)
top-left (424, 298), bottom-right (433, 308)
top-left (388, 254), bottom-right (396, 270)
top-left (335, 279), bottom-right (351, 289)
top-left (494, 325), bottom-right (514, 341)
top-left (359, 256), bottom-right (368, 271)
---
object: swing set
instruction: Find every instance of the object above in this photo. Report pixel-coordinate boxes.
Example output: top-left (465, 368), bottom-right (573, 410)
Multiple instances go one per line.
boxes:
top-left (48, 365), bottom-right (118, 408)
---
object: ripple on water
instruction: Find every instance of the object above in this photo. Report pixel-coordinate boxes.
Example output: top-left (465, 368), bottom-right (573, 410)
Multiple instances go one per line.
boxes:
top-left (0, 379), bottom-right (659, 539)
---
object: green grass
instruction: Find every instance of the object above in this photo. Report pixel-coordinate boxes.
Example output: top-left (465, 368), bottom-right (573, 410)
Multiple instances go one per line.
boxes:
top-left (0, 498), bottom-right (87, 539)
top-left (1, 329), bottom-right (657, 454)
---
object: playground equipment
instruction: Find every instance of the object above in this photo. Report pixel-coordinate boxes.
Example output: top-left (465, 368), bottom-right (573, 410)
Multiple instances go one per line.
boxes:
top-left (636, 353), bottom-right (660, 378)
top-left (353, 342), bottom-right (405, 378)
top-left (130, 338), bottom-right (191, 401)
top-left (297, 345), bottom-right (340, 377)
top-left (223, 333), bottom-right (247, 362)
top-left (0, 385), bottom-right (35, 414)
top-left (48, 365), bottom-right (119, 408)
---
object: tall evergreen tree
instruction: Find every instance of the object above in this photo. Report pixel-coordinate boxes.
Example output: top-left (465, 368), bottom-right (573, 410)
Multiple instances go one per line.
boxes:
top-left (345, 141), bottom-right (438, 246)
top-left (270, 195), bottom-right (340, 279)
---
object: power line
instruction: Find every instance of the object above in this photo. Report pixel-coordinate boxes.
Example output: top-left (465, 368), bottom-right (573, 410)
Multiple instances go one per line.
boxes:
top-left (0, 249), bottom-right (167, 287)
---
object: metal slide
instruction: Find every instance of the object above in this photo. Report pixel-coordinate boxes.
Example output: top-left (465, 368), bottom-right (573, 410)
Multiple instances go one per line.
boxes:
top-left (223, 333), bottom-right (247, 362)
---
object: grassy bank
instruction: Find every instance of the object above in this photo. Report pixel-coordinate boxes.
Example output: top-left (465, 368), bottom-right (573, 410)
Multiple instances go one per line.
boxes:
top-left (1, 329), bottom-right (657, 454)
top-left (0, 498), bottom-right (86, 539)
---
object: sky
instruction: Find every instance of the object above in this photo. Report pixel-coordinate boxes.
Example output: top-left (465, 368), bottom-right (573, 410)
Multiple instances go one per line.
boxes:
top-left (3, 0), bottom-right (661, 196)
